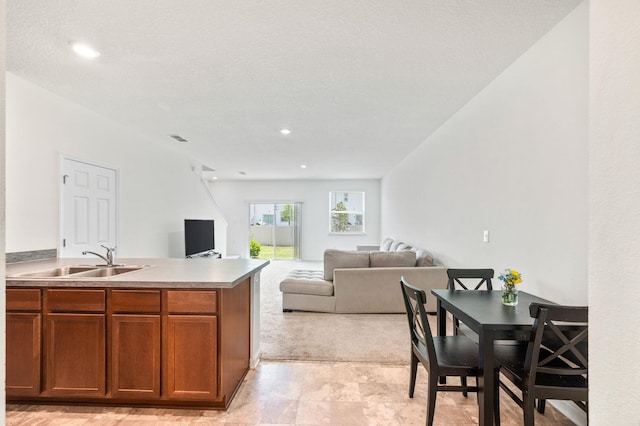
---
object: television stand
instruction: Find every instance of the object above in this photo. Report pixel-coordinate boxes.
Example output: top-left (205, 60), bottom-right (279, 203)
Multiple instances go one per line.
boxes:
top-left (186, 250), bottom-right (221, 259)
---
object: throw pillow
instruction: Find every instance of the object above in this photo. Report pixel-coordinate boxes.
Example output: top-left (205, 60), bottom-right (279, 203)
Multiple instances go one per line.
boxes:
top-left (380, 238), bottom-right (394, 251)
top-left (396, 243), bottom-right (412, 251)
top-left (323, 249), bottom-right (370, 280)
top-left (414, 249), bottom-right (435, 267)
top-left (369, 251), bottom-right (416, 267)
top-left (389, 240), bottom-right (403, 251)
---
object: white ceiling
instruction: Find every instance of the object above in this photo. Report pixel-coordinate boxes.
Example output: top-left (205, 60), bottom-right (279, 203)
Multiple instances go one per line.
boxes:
top-left (7, 0), bottom-right (582, 180)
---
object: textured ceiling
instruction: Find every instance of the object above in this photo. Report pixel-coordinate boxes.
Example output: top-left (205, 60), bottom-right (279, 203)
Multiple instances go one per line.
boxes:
top-left (7, 0), bottom-right (582, 180)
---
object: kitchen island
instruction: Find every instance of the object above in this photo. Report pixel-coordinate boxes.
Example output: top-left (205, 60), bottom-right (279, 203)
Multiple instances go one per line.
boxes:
top-left (5, 257), bottom-right (269, 409)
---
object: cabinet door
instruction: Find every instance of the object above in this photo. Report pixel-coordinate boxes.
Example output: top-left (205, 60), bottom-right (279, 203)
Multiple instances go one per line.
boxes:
top-left (165, 315), bottom-right (218, 400)
top-left (44, 313), bottom-right (106, 396)
top-left (111, 314), bottom-right (160, 399)
top-left (6, 313), bottom-right (41, 396)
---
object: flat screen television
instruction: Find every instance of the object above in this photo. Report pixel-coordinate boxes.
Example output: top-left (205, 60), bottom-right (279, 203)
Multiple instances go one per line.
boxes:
top-left (184, 219), bottom-right (215, 257)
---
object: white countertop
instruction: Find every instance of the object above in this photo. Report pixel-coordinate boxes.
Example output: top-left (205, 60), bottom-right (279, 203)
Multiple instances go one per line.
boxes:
top-left (6, 257), bottom-right (270, 289)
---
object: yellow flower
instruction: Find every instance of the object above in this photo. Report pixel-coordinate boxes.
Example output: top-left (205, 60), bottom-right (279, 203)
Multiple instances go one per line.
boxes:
top-left (499, 268), bottom-right (523, 286)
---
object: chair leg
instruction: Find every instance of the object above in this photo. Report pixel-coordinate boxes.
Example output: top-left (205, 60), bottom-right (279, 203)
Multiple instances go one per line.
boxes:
top-left (523, 390), bottom-right (536, 426)
top-left (493, 371), bottom-right (501, 426)
top-left (461, 376), bottom-right (468, 397)
top-left (409, 353), bottom-right (418, 398)
top-left (537, 399), bottom-right (546, 413)
top-left (426, 377), bottom-right (438, 426)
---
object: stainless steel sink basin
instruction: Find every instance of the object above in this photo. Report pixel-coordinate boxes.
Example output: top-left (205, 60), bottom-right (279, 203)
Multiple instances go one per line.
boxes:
top-left (7, 265), bottom-right (150, 279)
top-left (9, 266), bottom-right (98, 278)
top-left (71, 266), bottom-right (145, 278)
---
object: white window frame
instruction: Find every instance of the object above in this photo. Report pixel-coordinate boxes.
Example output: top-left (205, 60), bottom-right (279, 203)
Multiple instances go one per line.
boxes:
top-left (329, 191), bottom-right (365, 234)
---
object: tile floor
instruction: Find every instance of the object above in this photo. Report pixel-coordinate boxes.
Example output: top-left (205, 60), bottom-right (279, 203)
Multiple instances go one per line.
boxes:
top-left (6, 361), bottom-right (575, 425)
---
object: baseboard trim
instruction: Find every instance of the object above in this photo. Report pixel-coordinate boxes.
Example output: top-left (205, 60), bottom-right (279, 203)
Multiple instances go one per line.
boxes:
top-left (549, 400), bottom-right (587, 425)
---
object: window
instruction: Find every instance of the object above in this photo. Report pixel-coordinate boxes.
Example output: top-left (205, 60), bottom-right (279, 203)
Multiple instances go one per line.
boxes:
top-left (329, 191), bottom-right (365, 233)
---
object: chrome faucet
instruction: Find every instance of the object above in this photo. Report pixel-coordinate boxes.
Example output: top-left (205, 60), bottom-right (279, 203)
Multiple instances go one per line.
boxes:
top-left (82, 245), bottom-right (116, 266)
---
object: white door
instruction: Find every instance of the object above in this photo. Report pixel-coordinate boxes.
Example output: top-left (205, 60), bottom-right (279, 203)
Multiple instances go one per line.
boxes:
top-left (61, 158), bottom-right (118, 258)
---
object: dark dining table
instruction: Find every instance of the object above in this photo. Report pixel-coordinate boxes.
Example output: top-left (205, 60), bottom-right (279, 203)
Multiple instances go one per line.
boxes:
top-left (431, 289), bottom-right (553, 426)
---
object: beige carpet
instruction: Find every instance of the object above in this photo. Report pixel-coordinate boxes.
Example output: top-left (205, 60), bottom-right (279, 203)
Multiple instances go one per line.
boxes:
top-left (259, 260), bottom-right (420, 364)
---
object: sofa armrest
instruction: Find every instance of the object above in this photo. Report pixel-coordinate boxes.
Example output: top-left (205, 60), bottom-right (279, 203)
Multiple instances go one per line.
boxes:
top-left (333, 266), bottom-right (448, 313)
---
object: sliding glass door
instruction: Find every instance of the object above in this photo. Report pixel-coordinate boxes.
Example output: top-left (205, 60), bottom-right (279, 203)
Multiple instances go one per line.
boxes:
top-left (249, 202), bottom-right (301, 260)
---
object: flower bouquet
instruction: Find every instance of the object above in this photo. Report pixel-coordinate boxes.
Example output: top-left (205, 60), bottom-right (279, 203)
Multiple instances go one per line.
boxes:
top-left (498, 268), bottom-right (522, 306)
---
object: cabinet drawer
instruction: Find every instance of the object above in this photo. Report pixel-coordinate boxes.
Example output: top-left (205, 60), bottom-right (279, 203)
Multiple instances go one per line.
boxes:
top-left (112, 290), bottom-right (161, 313)
top-left (166, 290), bottom-right (217, 314)
top-left (46, 289), bottom-right (105, 312)
top-left (7, 289), bottom-right (41, 311)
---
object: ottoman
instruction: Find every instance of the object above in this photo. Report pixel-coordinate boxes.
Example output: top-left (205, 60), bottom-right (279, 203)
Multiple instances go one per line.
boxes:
top-left (279, 269), bottom-right (336, 313)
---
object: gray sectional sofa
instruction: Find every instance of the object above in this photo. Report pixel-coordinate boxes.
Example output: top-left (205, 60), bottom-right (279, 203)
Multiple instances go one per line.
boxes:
top-left (279, 239), bottom-right (448, 313)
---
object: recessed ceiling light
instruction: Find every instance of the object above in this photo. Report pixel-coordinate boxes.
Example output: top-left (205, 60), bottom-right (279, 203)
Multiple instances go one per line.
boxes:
top-left (300, 164), bottom-right (307, 169)
top-left (209, 176), bottom-right (218, 181)
top-left (70, 42), bottom-right (101, 59)
top-left (280, 128), bottom-right (291, 135)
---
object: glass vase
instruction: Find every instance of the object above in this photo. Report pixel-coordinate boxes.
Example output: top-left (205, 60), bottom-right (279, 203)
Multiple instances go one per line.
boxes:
top-left (501, 283), bottom-right (518, 306)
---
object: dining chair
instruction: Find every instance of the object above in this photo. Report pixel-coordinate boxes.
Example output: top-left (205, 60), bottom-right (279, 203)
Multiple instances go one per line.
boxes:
top-left (400, 277), bottom-right (500, 426)
top-left (446, 268), bottom-right (494, 291)
top-left (495, 303), bottom-right (588, 426)
top-left (445, 269), bottom-right (495, 395)
top-left (446, 269), bottom-right (494, 336)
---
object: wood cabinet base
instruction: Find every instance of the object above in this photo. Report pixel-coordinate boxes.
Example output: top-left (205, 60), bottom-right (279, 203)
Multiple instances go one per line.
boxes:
top-left (6, 280), bottom-right (251, 410)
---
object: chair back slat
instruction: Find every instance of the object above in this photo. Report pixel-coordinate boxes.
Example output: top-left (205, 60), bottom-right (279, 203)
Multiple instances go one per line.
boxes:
top-left (400, 277), bottom-right (437, 364)
top-left (526, 303), bottom-right (589, 389)
top-left (540, 324), bottom-right (588, 369)
top-left (447, 269), bottom-right (494, 291)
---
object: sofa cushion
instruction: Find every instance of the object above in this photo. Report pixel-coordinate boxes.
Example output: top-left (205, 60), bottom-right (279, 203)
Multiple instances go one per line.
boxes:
top-left (380, 238), bottom-right (394, 251)
top-left (323, 249), bottom-right (370, 280)
top-left (280, 270), bottom-right (334, 296)
top-left (414, 249), bottom-right (435, 267)
top-left (369, 251), bottom-right (416, 267)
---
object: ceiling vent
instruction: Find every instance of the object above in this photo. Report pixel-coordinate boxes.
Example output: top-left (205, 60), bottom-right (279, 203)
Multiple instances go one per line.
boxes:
top-left (169, 134), bottom-right (189, 143)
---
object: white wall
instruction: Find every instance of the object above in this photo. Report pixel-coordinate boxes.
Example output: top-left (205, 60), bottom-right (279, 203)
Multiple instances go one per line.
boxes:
top-left (6, 73), bottom-right (215, 258)
top-left (589, 0), bottom-right (640, 423)
top-left (381, 3), bottom-right (588, 307)
top-left (209, 179), bottom-right (380, 260)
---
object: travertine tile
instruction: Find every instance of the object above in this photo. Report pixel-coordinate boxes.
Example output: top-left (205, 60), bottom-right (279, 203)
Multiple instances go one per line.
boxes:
top-left (329, 401), bottom-right (366, 425)
top-left (295, 400), bottom-right (331, 425)
top-left (258, 399), bottom-right (299, 424)
top-left (358, 382), bottom-right (410, 404)
top-left (6, 360), bottom-right (577, 425)
top-left (362, 401), bottom-right (427, 426)
top-left (330, 382), bottom-right (361, 402)
top-left (300, 380), bottom-right (332, 401)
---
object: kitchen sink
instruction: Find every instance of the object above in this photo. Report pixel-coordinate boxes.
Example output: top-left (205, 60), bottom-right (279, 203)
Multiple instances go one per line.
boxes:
top-left (71, 266), bottom-right (146, 277)
top-left (7, 265), bottom-right (150, 279)
top-left (9, 266), bottom-right (99, 278)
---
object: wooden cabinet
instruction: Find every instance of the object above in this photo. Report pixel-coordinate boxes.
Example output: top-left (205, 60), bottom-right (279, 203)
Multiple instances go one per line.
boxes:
top-left (44, 313), bottom-right (106, 396)
top-left (165, 315), bottom-right (218, 399)
top-left (6, 289), bottom-right (42, 396)
top-left (164, 290), bottom-right (218, 400)
top-left (111, 290), bottom-right (161, 399)
top-left (43, 290), bottom-right (106, 397)
top-left (6, 284), bottom-right (249, 409)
